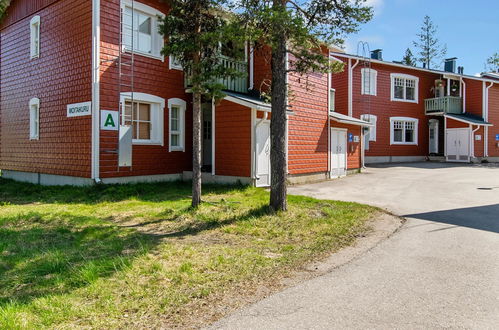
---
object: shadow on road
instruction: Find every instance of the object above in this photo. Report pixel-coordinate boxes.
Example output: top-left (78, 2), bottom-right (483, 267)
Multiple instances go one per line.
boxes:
top-left (404, 204), bottom-right (499, 234)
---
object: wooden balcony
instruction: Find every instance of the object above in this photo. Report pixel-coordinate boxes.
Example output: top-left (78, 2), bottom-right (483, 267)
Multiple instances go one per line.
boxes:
top-left (425, 96), bottom-right (463, 115)
top-left (185, 56), bottom-right (248, 94)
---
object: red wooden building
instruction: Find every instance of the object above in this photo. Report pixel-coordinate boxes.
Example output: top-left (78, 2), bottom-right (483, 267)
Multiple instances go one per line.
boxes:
top-left (0, 0), bottom-right (369, 186)
top-left (331, 50), bottom-right (499, 164)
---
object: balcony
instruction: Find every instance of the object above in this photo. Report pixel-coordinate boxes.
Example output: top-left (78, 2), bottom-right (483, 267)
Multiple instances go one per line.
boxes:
top-left (425, 96), bottom-right (463, 115)
top-left (185, 56), bottom-right (248, 94)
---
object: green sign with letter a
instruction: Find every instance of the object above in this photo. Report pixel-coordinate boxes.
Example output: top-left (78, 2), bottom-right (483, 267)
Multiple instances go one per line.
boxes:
top-left (101, 110), bottom-right (119, 131)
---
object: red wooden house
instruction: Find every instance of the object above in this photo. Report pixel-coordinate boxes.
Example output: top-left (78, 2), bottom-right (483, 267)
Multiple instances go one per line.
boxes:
top-left (331, 50), bottom-right (499, 164)
top-left (0, 0), bottom-right (369, 186)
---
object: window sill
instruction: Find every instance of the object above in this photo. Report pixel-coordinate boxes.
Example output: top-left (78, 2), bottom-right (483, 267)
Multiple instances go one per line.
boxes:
top-left (124, 49), bottom-right (164, 62)
top-left (170, 65), bottom-right (183, 71)
top-left (132, 140), bottom-right (163, 146)
top-left (390, 98), bottom-right (418, 104)
top-left (361, 92), bottom-right (377, 96)
top-left (169, 147), bottom-right (185, 152)
top-left (390, 142), bottom-right (418, 146)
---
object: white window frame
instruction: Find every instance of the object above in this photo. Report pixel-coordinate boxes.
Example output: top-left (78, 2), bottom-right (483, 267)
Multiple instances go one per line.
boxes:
top-left (329, 88), bottom-right (336, 113)
top-left (361, 68), bottom-right (377, 96)
top-left (390, 117), bottom-right (418, 145)
top-left (30, 16), bottom-right (41, 59)
top-left (168, 98), bottom-right (186, 152)
top-left (29, 98), bottom-right (40, 140)
top-left (169, 56), bottom-right (183, 70)
top-left (361, 114), bottom-right (377, 142)
top-left (121, 0), bottom-right (165, 61)
top-left (120, 92), bottom-right (165, 145)
top-left (390, 73), bottom-right (419, 103)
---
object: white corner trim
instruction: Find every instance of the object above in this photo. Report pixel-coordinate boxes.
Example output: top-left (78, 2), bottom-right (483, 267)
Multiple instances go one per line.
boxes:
top-left (91, 0), bottom-right (101, 181)
top-left (168, 98), bottom-right (187, 152)
top-left (390, 73), bottom-right (419, 104)
top-left (389, 117), bottom-right (419, 145)
top-left (249, 45), bottom-right (255, 90)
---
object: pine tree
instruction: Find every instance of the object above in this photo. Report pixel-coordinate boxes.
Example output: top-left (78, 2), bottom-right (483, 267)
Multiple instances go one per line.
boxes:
top-left (413, 15), bottom-right (447, 69)
top-left (159, 0), bottom-right (246, 208)
top-left (486, 52), bottom-right (499, 72)
top-left (0, 0), bottom-right (11, 20)
top-left (238, 0), bottom-right (373, 211)
top-left (402, 48), bottom-right (416, 66)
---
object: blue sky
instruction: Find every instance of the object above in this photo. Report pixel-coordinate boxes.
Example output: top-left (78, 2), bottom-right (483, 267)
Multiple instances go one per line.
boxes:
top-left (344, 0), bottom-right (498, 75)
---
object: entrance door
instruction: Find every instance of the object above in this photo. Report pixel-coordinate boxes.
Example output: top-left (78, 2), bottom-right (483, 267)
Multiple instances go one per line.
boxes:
top-left (255, 121), bottom-right (271, 187)
top-left (330, 129), bottom-right (347, 178)
top-left (202, 104), bottom-right (212, 171)
top-left (446, 128), bottom-right (470, 162)
top-left (429, 119), bottom-right (439, 154)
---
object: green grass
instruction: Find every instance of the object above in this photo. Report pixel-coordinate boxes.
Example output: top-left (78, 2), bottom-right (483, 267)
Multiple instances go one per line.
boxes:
top-left (0, 178), bottom-right (376, 329)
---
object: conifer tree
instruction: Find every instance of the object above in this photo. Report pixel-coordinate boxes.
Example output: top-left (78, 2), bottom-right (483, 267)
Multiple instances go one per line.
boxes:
top-left (413, 15), bottom-right (447, 69)
top-left (402, 48), bottom-right (416, 66)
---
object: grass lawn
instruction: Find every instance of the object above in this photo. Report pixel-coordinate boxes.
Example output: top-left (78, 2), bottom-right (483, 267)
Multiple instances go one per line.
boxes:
top-left (0, 178), bottom-right (376, 329)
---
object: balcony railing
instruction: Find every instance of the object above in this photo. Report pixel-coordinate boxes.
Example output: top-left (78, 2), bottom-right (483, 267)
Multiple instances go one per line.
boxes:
top-left (425, 96), bottom-right (463, 115)
top-left (185, 56), bottom-right (248, 94)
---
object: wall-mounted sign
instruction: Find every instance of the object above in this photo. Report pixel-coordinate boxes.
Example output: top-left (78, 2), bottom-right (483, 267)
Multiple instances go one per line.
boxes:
top-left (348, 133), bottom-right (353, 142)
top-left (496, 134), bottom-right (499, 141)
top-left (67, 101), bottom-right (92, 117)
top-left (475, 135), bottom-right (482, 141)
top-left (101, 110), bottom-right (119, 131)
top-left (353, 136), bottom-right (360, 143)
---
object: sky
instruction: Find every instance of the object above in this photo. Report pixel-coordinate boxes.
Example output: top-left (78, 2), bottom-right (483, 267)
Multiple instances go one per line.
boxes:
top-left (343, 0), bottom-right (499, 75)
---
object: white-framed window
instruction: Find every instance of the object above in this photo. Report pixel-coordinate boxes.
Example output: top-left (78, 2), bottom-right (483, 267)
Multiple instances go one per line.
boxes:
top-left (391, 73), bottom-right (418, 103)
top-left (121, 0), bottom-right (165, 61)
top-left (30, 16), bottom-right (41, 59)
top-left (169, 56), bottom-right (183, 70)
top-left (361, 114), bottom-right (377, 142)
top-left (29, 98), bottom-right (40, 140)
top-left (168, 98), bottom-right (186, 152)
top-left (120, 92), bottom-right (165, 145)
top-left (361, 68), bottom-right (377, 96)
top-left (329, 88), bottom-right (336, 113)
top-left (390, 117), bottom-right (418, 145)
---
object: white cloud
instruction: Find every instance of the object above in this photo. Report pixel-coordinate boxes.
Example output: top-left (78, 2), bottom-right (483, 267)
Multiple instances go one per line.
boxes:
top-left (364, 0), bottom-right (384, 17)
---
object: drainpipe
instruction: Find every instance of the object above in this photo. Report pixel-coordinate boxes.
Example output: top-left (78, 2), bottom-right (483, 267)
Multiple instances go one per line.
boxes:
top-left (253, 111), bottom-right (268, 181)
top-left (327, 64), bottom-right (332, 178)
top-left (484, 82), bottom-right (494, 157)
top-left (91, 0), bottom-right (101, 183)
top-left (348, 58), bottom-right (360, 117)
top-left (460, 77), bottom-right (466, 113)
top-left (471, 124), bottom-right (480, 159)
top-left (211, 98), bottom-right (216, 176)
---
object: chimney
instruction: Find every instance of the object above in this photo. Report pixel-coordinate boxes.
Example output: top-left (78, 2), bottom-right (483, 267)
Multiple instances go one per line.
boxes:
top-left (371, 49), bottom-right (383, 61)
top-left (458, 66), bottom-right (464, 75)
top-left (444, 57), bottom-right (457, 73)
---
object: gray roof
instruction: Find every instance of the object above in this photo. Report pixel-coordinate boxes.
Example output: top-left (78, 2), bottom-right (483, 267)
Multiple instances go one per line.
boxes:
top-left (224, 91), bottom-right (271, 111)
top-left (330, 112), bottom-right (372, 127)
top-left (445, 113), bottom-right (492, 126)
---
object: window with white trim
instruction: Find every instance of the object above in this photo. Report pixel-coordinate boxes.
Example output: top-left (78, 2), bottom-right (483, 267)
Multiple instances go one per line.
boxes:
top-left (122, 0), bottom-right (164, 60)
top-left (390, 117), bottom-right (418, 145)
top-left (30, 16), bottom-right (40, 59)
top-left (329, 88), bottom-right (335, 112)
top-left (361, 68), bottom-right (377, 96)
top-left (361, 114), bottom-right (377, 142)
top-left (29, 98), bottom-right (40, 140)
top-left (169, 56), bottom-right (182, 70)
top-left (168, 98), bottom-right (186, 151)
top-left (121, 92), bottom-right (165, 145)
top-left (391, 74), bottom-right (418, 103)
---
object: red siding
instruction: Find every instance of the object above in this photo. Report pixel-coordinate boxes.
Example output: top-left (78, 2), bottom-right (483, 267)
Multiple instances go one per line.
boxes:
top-left (330, 122), bottom-right (362, 169)
top-left (253, 45), bottom-right (272, 94)
top-left (465, 79), bottom-right (483, 117)
top-left (99, 0), bottom-right (193, 178)
top-left (488, 84), bottom-right (499, 157)
top-left (0, 0), bottom-right (58, 28)
top-left (331, 59), bottom-right (349, 114)
top-left (0, 0), bottom-right (93, 177)
top-left (215, 100), bottom-right (251, 177)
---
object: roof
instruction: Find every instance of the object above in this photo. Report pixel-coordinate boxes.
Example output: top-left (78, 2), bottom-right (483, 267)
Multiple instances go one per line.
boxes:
top-left (445, 113), bottom-right (492, 126)
top-left (481, 72), bottom-right (499, 81)
top-left (329, 112), bottom-right (372, 127)
top-left (224, 91), bottom-right (271, 111)
top-left (330, 52), bottom-right (498, 84)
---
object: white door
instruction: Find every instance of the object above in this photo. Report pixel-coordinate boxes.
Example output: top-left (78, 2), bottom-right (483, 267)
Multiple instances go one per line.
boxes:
top-left (446, 128), bottom-right (470, 162)
top-left (256, 121), bottom-right (271, 187)
top-left (429, 119), bottom-right (439, 154)
top-left (331, 129), bottom-right (347, 178)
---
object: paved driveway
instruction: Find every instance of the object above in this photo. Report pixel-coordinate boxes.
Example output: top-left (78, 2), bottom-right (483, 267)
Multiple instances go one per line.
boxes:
top-left (211, 162), bottom-right (499, 329)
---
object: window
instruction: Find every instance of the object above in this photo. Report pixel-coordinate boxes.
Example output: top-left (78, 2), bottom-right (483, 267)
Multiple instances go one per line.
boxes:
top-left (391, 74), bottom-right (418, 103)
top-left (30, 16), bottom-right (40, 59)
top-left (29, 98), bottom-right (40, 140)
top-left (122, 0), bottom-right (164, 60)
top-left (329, 88), bottom-right (336, 113)
top-left (361, 68), bottom-right (377, 96)
top-left (120, 92), bottom-right (165, 145)
top-left (169, 56), bottom-right (182, 70)
top-left (390, 117), bottom-right (418, 145)
top-left (168, 98), bottom-right (186, 151)
top-left (361, 114), bottom-right (377, 142)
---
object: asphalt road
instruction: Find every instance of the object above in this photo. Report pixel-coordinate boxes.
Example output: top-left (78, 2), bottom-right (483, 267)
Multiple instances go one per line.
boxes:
top-left (210, 162), bottom-right (499, 329)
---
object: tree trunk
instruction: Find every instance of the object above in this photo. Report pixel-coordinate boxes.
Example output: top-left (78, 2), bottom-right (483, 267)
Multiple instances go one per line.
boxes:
top-left (269, 0), bottom-right (288, 212)
top-left (192, 91), bottom-right (202, 208)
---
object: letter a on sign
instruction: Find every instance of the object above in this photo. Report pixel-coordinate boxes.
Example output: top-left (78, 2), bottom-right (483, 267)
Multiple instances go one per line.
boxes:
top-left (101, 110), bottom-right (119, 131)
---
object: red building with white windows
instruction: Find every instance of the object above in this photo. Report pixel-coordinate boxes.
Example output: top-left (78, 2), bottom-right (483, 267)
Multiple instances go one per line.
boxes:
top-left (0, 0), bottom-right (368, 186)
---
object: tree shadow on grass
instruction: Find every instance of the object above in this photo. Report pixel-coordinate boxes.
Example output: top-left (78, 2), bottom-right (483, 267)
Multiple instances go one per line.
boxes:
top-left (0, 178), bottom-right (249, 206)
top-left (0, 213), bottom-right (159, 307)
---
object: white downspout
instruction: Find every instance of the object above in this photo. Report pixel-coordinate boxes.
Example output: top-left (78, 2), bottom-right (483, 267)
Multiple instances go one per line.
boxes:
top-left (471, 125), bottom-right (480, 159)
top-left (484, 82), bottom-right (493, 157)
top-left (253, 112), bottom-right (268, 181)
top-left (249, 44), bottom-right (254, 90)
top-left (348, 58), bottom-right (359, 117)
top-left (211, 98), bottom-right (216, 176)
top-left (460, 77), bottom-right (466, 113)
top-left (327, 64), bottom-right (332, 178)
top-left (91, 0), bottom-right (101, 182)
